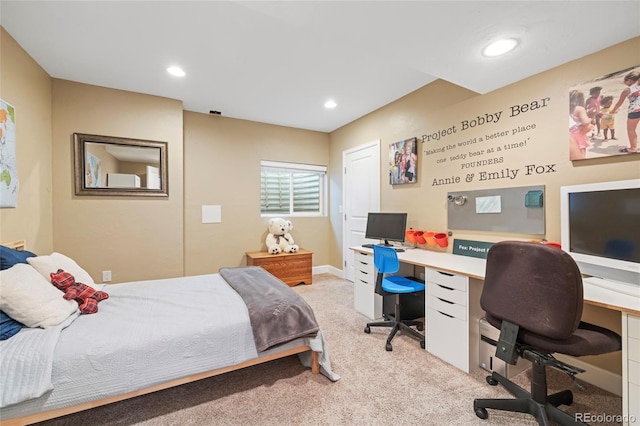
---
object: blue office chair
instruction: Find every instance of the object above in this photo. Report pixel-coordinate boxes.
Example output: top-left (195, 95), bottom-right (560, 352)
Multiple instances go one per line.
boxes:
top-left (364, 245), bottom-right (426, 351)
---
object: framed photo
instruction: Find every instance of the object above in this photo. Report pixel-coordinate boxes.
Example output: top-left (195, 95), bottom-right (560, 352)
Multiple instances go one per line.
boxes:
top-left (389, 137), bottom-right (417, 185)
top-left (568, 65), bottom-right (640, 160)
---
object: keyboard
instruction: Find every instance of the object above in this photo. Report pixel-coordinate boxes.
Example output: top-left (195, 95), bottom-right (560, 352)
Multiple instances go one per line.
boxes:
top-left (361, 243), bottom-right (405, 252)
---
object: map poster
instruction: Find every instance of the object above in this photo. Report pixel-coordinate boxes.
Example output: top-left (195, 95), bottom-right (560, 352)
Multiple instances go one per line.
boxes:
top-left (0, 99), bottom-right (19, 208)
top-left (85, 152), bottom-right (102, 187)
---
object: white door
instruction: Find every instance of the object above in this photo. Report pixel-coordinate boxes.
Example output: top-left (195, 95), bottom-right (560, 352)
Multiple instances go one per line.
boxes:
top-left (343, 140), bottom-right (380, 282)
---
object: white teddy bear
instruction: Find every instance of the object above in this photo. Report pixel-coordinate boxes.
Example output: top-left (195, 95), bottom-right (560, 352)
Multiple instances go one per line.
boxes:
top-left (265, 218), bottom-right (299, 254)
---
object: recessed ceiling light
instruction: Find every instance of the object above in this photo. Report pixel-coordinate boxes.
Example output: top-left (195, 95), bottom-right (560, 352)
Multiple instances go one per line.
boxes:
top-left (167, 66), bottom-right (186, 77)
top-left (482, 38), bottom-right (519, 57)
top-left (324, 100), bottom-right (337, 109)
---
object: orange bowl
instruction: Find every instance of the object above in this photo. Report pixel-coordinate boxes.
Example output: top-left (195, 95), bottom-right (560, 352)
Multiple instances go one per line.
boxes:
top-left (425, 232), bottom-right (436, 246)
top-left (434, 233), bottom-right (448, 248)
top-left (405, 229), bottom-right (416, 243)
top-left (414, 231), bottom-right (426, 244)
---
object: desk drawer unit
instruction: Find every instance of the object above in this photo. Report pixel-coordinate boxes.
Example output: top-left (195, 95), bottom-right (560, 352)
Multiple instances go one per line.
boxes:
top-left (353, 251), bottom-right (382, 319)
top-left (626, 313), bottom-right (640, 424)
top-left (427, 269), bottom-right (468, 291)
top-left (426, 268), bottom-right (470, 372)
top-left (428, 281), bottom-right (467, 307)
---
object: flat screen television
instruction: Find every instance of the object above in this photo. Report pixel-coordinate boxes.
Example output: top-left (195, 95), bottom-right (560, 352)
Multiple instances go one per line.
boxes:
top-left (560, 179), bottom-right (640, 286)
top-left (364, 212), bottom-right (407, 246)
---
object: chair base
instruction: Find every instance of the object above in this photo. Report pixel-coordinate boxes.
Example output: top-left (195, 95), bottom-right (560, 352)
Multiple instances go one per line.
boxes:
top-left (473, 366), bottom-right (587, 426)
top-left (364, 318), bottom-right (425, 351)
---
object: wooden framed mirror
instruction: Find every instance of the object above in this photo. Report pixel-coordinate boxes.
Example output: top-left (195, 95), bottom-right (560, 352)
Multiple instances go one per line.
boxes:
top-left (73, 133), bottom-right (168, 197)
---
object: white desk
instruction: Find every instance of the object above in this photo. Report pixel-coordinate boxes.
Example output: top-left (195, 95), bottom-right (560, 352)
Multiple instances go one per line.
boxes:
top-left (350, 246), bottom-right (640, 424)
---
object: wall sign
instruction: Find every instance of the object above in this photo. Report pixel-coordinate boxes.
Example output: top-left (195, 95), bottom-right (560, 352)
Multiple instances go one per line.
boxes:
top-left (452, 239), bottom-right (494, 259)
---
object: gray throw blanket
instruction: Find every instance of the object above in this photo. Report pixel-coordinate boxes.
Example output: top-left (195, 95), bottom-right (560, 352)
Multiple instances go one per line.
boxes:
top-left (219, 266), bottom-right (319, 352)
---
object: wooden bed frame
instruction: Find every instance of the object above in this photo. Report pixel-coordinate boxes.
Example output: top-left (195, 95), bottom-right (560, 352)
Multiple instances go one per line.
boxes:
top-left (1, 240), bottom-right (320, 426)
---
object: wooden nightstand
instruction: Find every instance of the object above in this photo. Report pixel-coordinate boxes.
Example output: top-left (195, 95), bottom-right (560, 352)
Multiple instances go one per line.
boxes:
top-left (245, 249), bottom-right (312, 286)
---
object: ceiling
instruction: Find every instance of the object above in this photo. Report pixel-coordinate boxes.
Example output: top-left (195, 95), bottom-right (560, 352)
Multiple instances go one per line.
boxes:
top-left (2, 1), bottom-right (639, 133)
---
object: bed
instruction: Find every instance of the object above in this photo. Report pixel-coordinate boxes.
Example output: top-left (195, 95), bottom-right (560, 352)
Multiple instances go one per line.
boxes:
top-left (0, 240), bottom-right (338, 425)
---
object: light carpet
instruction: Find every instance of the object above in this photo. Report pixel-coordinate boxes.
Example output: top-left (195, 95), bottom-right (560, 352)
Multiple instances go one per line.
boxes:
top-left (34, 274), bottom-right (622, 425)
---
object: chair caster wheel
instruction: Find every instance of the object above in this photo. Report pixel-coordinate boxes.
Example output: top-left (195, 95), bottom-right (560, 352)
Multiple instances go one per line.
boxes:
top-left (420, 340), bottom-right (425, 349)
top-left (475, 407), bottom-right (488, 420)
top-left (486, 376), bottom-right (498, 386)
top-left (364, 326), bottom-right (370, 334)
top-left (417, 324), bottom-right (424, 331)
top-left (386, 342), bottom-right (393, 351)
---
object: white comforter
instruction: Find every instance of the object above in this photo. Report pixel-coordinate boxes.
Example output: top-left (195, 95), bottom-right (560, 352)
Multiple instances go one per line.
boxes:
top-left (0, 274), bottom-right (258, 414)
top-left (0, 312), bottom-right (79, 407)
top-left (0, 273), bottom-right (338, 420)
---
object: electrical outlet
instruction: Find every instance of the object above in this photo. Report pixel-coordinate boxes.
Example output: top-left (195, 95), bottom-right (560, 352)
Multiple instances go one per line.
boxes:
top-left (102, 270), bottom-right (112, 282)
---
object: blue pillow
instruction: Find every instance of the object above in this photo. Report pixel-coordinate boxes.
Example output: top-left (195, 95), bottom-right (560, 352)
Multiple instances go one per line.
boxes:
top-left (0, 310), bottom-right (24, 340)
top-left (0, 246), bottom-right (37, 270)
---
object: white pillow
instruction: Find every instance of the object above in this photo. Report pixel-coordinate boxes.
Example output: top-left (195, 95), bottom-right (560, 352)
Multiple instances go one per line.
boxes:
top-left (27, 252), bottom-right (97, 288)
top-left (0, 264), bottom-right (78, 328)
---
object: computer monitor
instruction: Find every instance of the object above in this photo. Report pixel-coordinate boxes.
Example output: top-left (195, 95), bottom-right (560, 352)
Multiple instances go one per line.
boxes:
top-left (364, 212), bottom-right (407, 246)
top-left (560, 179), bottom-right (640, 286)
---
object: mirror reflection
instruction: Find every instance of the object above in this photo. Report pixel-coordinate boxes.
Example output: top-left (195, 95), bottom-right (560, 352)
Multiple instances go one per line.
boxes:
top-left (74, 133), bottom-right (168, 197)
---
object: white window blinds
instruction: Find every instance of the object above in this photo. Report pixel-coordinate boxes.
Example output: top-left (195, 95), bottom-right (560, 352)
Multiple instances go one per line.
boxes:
top-left (260, 161), bottom-right (327, 216)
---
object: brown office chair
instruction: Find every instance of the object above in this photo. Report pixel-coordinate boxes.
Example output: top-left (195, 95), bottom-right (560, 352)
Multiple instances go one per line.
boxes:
top-left (473, 241), bottom-right (621, 426)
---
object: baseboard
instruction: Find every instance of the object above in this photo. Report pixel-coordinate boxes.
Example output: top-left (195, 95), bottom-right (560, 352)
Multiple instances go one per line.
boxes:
top-left (312, 265), bottom-right (344, 278)
top-left (554, 354), bottom-right (622, 396)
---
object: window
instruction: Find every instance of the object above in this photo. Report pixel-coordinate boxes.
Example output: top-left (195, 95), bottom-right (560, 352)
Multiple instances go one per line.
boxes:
top-left (260, 161), bottom-right (327, 216)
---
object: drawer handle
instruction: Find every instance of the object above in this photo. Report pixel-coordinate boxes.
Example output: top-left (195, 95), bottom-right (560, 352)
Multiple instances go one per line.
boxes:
top-left (361, 271), bottom-right (368, 275)
top-left (437, 310), bottom-right (454, 318)
top-left (437, 297), bottom-right (454, 305)
top-left (437, 271), bottom-right (454, 277)
top-left (359, 279), bottom-right (367, 284)
top-left (437, 284), bottom-right (454, 291)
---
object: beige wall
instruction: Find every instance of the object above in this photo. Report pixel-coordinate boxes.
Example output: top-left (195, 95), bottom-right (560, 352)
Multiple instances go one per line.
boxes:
top-left (2, 24), bottom-right (636, 375)
top-left (327, 37), bottom-right (640, 375)
top-left (329, 38), bottom-right (640, 264)
top-left (183, 112), bottom-right (330, 275)
top-left (0, 28), bottom-right (54, 254)
top-left (51, 80), bottom-right (185, 283)
top-left (328, 79), bottom-right (479, 267)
